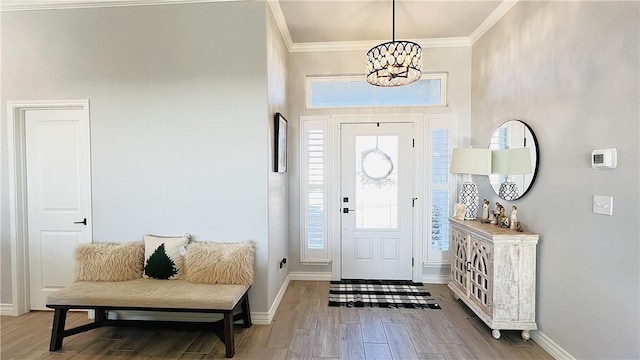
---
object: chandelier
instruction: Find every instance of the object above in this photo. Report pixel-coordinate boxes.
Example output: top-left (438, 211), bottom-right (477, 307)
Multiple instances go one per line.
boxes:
top-left (366, 0), bottom-right (422, 87)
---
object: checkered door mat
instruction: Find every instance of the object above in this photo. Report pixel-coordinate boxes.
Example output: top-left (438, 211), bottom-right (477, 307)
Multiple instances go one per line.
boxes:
top-left (328, 279), bottom-right (441, 309)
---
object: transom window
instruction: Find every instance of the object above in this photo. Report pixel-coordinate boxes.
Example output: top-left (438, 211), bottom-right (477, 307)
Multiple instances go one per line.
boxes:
top-left (306, 74), bottom-right (447, 109)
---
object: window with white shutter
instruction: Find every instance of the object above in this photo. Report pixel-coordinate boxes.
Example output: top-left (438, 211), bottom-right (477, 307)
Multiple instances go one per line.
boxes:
top-left (300, 118), bottom-right (330, 262)
top-left (425, 115), bottom-right (456, 263)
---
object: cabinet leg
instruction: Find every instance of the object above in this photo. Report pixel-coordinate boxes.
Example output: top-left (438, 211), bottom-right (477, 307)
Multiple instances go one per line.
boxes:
top-left (491, 329), bottom-right (501, 340)
top-left (521, 330), bottom-right (530, 341)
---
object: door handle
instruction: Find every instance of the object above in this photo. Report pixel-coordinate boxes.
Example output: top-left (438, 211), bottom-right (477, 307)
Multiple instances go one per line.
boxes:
top-left (74, 218), bottom-right (87, 225)
top-left (342, 208), bottom-right (355, 214)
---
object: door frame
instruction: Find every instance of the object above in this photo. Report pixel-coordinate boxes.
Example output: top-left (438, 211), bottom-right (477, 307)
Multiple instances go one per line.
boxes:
top-left (7, 100), bottom-right (92, 315)
top-left (330, 114), bottom-right (424, 282)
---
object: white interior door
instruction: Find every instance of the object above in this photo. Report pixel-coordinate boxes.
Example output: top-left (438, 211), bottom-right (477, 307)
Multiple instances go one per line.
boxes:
top-left (341, 122), bottom-right (413, 280)
top-left (25, 108), bottom-right (92, 310)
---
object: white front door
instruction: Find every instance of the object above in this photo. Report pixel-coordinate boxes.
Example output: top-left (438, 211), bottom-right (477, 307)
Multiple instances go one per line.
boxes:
top-left (341, 122), bottom-right (413, 280)
top-left (25, 108), bottom-right (92, 310)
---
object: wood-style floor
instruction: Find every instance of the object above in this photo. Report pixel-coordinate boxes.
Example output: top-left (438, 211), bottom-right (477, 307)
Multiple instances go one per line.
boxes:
top-left (0, 281), bottom-right (552, 359)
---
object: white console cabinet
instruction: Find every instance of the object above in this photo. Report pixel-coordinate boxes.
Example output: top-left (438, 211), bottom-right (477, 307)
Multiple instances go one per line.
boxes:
top-left (448, 219), bottom-right (539, 340)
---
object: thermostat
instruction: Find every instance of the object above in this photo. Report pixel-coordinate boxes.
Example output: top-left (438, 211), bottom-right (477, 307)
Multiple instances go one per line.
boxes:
top-left (592, 148), bottom-right (617, 169)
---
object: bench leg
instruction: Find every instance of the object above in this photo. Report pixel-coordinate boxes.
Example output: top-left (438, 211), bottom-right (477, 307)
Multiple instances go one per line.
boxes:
top-left (223, 312), bottom-right (235, 358)
top-left (95, 309), bottom-right (107, 323)
top-left (49, 308), bottom-right (68, 351)
top-left (241, 294), bottom-right (252, 328)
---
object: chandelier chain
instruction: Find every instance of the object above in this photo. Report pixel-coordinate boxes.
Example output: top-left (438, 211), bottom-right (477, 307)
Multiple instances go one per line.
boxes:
top-left (392, 0), bottom-right (395, 42)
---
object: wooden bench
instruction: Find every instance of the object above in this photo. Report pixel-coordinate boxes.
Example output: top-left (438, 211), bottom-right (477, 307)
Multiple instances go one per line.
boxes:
top-left (46, 279), bottom-right (251, 358)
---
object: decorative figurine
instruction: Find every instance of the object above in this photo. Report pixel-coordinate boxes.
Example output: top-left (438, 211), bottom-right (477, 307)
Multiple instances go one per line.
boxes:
top-left (491, 202), bottom-right (502, 225)
top-left (481, 199), bottom-right (490, 222)
top-left (509, 206), bottom-right (518, 230)
top-left (499, 206), bottom-right (509, 228)
top-left (453, 203), bottom-right (466, 220)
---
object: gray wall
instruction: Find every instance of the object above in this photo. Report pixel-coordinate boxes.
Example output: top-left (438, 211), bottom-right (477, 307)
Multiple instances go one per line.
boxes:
top-left (472, 2), bottom-right (639, 358)
top-left (266, 7), bottom-right (290, 309)
top-left (1, 2), bottom-right (277, 313)
top-left (287, 47), bottom-right (472, 276)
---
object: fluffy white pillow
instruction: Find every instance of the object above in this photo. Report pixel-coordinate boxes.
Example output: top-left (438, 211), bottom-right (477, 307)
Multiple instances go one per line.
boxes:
top-left (143, 234), bottom-right (190, 280)
top-left (75, 242), bottom-right (144, 282)
top-left (184, 241), bottom-right (255, 285)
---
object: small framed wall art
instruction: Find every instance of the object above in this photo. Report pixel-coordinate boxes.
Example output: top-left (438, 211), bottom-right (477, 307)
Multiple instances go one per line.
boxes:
top-left (274, 112), bottom-right (287, 172)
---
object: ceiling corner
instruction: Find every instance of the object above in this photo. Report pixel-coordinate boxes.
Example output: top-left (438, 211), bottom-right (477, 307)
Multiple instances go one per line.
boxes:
top-left (267, 0), bottom-right (293, 51)
top-left (469, 0), bottom-right (520, 45)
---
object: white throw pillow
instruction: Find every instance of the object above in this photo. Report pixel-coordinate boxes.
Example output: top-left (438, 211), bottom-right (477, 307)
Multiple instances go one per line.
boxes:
top-left (75, 242), bottom-right (144, 281)
top-left (184, 241), bottom-right (255, 285)
top-left (143, 233), bottom-right (190, 280)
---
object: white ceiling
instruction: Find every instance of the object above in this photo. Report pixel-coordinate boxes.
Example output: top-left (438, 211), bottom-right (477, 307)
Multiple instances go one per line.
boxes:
top-left (1, 0), bottom-right (515, 49)
top-left (277, 0), bottom-right (502, 44)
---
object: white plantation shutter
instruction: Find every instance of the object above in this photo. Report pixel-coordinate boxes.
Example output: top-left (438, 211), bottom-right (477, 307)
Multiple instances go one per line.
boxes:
top-left (301, 118), bottom-right (330, 262)
top-left (425, 115), bottom-right (456, 263)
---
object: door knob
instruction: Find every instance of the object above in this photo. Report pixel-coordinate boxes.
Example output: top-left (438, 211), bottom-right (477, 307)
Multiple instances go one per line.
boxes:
top-left (342, 208), bottom-right (355, 214)
top-left (74, 218), bottom-right (87, 225)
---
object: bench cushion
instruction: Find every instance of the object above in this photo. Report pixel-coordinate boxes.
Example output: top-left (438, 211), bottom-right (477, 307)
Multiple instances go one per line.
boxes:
top-left (46, 279), bottom-right (249, 311)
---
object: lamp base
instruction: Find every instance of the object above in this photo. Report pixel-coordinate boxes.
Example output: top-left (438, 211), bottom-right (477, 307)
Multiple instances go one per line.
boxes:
top-left (459, 182), bottom-right (479, 220)
top-left (499, 181), bottom-right (519, 201)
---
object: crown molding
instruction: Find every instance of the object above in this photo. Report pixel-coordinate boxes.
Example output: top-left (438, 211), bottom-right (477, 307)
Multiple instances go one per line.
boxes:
top-left (290, 37), bottom-right (471, 53)
top-left (267, 0), bottom-right (293, 51)
top-left (2, 0), bottom-right (515, 52)
top-left (469, 0), bottom-right (519, 45)
top-left (0, 0), bottom-right (239, 12)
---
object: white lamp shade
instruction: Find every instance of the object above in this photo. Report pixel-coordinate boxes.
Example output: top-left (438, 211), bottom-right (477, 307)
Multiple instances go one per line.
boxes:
top-left (450, 148), bottom-right (492, 175)
top-left (491, 148), bottom-right (533, 175)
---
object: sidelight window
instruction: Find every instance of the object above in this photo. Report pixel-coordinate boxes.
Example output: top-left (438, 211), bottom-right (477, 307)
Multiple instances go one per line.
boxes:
top-left (300, 118), bottom-right (330, 262)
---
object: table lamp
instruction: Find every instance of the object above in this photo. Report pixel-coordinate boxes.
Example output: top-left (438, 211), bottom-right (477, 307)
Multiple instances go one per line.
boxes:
top-left (450, 148), bottom-right (491, 220)
top-left (491, 148), bottom-right (532, 200)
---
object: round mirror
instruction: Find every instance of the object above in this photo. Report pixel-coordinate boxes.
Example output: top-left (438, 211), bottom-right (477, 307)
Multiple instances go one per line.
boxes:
top-left (488, 120), bottom-right (539, 200)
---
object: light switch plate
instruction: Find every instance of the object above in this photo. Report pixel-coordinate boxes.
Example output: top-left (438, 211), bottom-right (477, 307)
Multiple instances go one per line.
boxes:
top-left (593, 195), bottom-right (613, 216)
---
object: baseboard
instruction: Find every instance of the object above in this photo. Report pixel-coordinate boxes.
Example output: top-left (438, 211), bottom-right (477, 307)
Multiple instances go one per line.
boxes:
top-left (421, 263), bottom-right (451, 285)
top-left (531, 331), bottom-right (575, 360)
top-left (289, 271), bottom-right (445, 283)
top-left (288, 271), bottom-right (333, 281)
top-left (0, 303), bottom-right (15, 316)
top-left (422, 274), bottom-right (451, 284)
top-left (248, 311), bottom-right (271, 325)
top-left (251, 274), bottom-right (292, 325)
top-left (252, 272), bottom-right (331, 324)
top-left (245, 271), bottom-right (333, 324)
